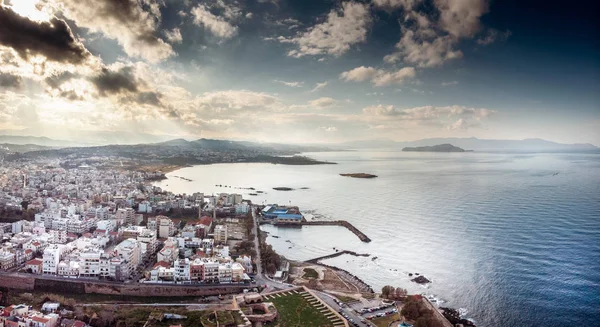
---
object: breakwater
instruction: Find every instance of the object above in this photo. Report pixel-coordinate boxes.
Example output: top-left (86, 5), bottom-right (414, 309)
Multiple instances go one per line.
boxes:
top-left (271, 220), bottom-right (371, 242)
top-left (306, 250), bottom-right (370, 264)
top-left (304, 251), bottom-right (374, 293)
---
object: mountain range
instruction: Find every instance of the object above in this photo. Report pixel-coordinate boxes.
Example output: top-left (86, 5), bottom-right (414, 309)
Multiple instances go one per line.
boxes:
top-left (0, 135), bottom-right (597, 153)
top-left (338, 137), bottom-right (598, 152)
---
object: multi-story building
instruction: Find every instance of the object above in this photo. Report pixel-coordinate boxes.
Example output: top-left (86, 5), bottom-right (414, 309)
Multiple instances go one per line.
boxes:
top-left (42, 246), bottom-right (61, 274)
top-left (137, 229), bottom-right (158, 257)
top-left (0, 250), bottom-right (15, 271)
top-left (202, 260), bottom-right (219, 283)
top-left (214, 225), bottom-right (228, 243)
top-left (158, 216), bottom-right (175, 238)
top-left (79, 250), bottom-right (101, 277)
top-left (114, 238), bottom-right (141, 278)
top-left (115, 208), bottom-right (136, 226)
top-left (174, 258), bottom-right (190, 281)
top-left (25, 258), bottom-right (43, 274)
top-left (218, 263), bottom-right (233, 283)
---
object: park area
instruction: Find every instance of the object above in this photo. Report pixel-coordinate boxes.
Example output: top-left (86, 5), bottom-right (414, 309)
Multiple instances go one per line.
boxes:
top-left (263, 290), bottom-right (345, 327)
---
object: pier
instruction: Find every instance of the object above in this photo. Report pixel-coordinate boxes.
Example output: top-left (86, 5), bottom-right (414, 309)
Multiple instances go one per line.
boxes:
top-left (306, 250), bottom-right (370, 264)
top-left (272, 220), bottom-right (372, 242)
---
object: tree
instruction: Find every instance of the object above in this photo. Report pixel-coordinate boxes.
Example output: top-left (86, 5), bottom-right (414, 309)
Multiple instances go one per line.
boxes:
top-left (381, 285), bottom-right (394, 299)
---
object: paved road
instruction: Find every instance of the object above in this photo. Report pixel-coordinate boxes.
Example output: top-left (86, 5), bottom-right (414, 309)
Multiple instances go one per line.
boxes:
top-left (250, 206), bottom-right (286, 290)
top-left (314, 291), bottom-right (373, 327)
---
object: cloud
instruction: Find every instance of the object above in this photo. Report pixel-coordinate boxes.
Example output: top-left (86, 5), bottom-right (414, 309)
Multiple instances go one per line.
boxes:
top-left (279, 2), bottom-right (371, 58)
top-left (192, 4), bottom-right (238, 39)
top-left (321, 126), bottom-right (338, 132)
top-left (0, 6), bottom-right (90, 64)
top-left (273, 80), bottom-right (303, 87)
top-left (0, 73), bottom-right (22, 89)
top-left (92, 66), bottom-right (139, 96)
top-left (384, 30), bottom-right (463, 67)
top-left (436, 0), bottom-right (489, 38)
top-left (441, 80), bottom-right (458, 86)
top-left (310, 81), bottom-right (328, 92)
top-left (383, 0), bottom-right (489, 67)
top-left (340, 66), bottom-right (416, 86)
top-left (56, 0), bottom-right (174, 63)
top-left (165, 28), bottom-right (183, 44)
top-left (477, 29), bottom-right (512, 45)
top-left (372, 0), bottom-right (421, 10)
top-left (363, 104), bottom-right (495, 122)
top-left (309, 97), bottom-right (337, 108)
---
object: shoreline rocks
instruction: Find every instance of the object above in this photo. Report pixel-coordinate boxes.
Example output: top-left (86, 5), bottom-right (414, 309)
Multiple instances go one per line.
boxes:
top-left (411, 275), bottom-right (431, 284)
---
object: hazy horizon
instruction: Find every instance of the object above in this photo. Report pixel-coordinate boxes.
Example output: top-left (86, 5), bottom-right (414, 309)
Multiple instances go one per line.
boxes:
top-left (0, 0), bottom-right (598, 145)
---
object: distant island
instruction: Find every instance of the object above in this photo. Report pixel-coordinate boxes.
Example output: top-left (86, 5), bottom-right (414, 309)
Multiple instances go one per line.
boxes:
top-left (402, 144), bottom-right (467, 152)
top-left (340, 173), bottom-right (378, 178)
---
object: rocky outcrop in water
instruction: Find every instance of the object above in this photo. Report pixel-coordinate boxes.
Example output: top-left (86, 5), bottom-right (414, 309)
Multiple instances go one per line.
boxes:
top-left (411, 275), bottom-right (431, 284)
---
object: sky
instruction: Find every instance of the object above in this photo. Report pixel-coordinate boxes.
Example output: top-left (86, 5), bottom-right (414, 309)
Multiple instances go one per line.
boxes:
top-left (0, 0), bottom-right (598, 145)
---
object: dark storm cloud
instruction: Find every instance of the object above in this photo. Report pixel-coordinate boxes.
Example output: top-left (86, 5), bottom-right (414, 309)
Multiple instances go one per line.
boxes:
top-left (0, 73), bottom-right (22, 89)
top-left (0, 6), bottom-right (90, 64)
top-left (91, 67), bottom-right (139, 96)
top-left (136, 91), bottom-right (161, 106)
top-left (45, 71), bottom-right (77, 89)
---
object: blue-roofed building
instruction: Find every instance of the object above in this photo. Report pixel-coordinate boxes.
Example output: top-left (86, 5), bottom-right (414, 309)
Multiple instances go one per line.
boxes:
top-left (261, 205), bottom-right (303, 223)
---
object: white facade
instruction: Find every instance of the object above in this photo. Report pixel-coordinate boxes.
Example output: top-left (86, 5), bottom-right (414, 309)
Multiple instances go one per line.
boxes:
top-left (42, 246), bottom-right (61, 274)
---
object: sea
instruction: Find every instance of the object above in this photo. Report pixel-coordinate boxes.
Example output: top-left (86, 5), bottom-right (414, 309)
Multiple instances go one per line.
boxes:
top-left (153, 150), bottom-right (600, 326)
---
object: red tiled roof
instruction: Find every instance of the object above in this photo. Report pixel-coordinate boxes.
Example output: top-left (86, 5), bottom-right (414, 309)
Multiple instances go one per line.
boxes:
top-left (31, 316), bottom-right (50, 323)
top-left (26, 258), bottom-right (43, 266)
top-left (153, 261), bottom-right (170, 269)
top-left (24, 249), bottom-right (33, 254)
top-left (32, 242), bottom-right (41, 246)
top-left (73, 320), bottom-right (86, 327)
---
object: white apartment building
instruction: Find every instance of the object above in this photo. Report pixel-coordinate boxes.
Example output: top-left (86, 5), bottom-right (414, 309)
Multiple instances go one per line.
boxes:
top-left (116, 208), bottom-right (136, 225)
top-left (0, 250), bottom-right (15, 270)
top-left (79, 250), bottom-right (102, 277)
top-left (42, 246), bottom-right (61, 274)
top-left (174, 258), bottom-right (191, 281)
top-left (158, 216), bottom-right (176, 238)
top-left (67, 218), bottom-right (87, 234)
top-left (214, 225), bottom-right (228, 243)
top-left (49, 229), bottom-right (67, 244)
top-left (114, 238), bottom-right (141, 277)
top-left (202, 260), bottom-right (219, 283)
top-left (218, 264), bottom-right (233, 283)
top-left (137, 229), bottom-right (158, 256)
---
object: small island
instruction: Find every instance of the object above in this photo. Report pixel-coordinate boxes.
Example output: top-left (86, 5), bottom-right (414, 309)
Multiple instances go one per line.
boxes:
top-left (340, 173), bottom-right (378, 178)
top-left (402, 143), bottom-right (467, 152)
top-left (273, 187), bottom-right (294, 191)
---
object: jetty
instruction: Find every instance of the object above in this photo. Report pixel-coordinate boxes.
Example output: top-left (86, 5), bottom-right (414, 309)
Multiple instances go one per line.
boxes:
top-left (306, 250), bottom-right (370, 264)
top-left (272, 220), bottom-right (371, 242)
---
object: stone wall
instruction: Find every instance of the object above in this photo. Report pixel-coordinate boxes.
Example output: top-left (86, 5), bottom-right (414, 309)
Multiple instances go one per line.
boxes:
top-left (0, 274), bottom-right (35, 291)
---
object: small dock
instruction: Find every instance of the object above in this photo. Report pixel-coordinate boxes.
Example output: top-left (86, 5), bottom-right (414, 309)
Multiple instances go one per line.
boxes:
top-left (306, 250), bottom-right (370, 264)
top-left (301, 220), bottom-right (371, 242)
top-left (265, 219), bottom-right (371, 242)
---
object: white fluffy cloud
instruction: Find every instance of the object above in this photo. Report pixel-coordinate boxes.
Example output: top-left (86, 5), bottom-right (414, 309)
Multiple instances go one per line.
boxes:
top-left (340, 66), bottom-right (416, 86)
top-left (309, 97), bottom-right (337, 108)
top-left (56, 0), bottom-right (174, 63)
top-left (310, 81), bottom-right (328, 92)
top-left (279, 2), bottom-right (371, 58)
top-left (274, 80), bottom-right (304, 87)
top-left (383, 0), bottom-right (490, 67)
top-left (192, 5), bottom-right (238, 39)
top-left (165, 28), bottom-right (183, 44)
top-left (363, 104), bottom-right (495, 121)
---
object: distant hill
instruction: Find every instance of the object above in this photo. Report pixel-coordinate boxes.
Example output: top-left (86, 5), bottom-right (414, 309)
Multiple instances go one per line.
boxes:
top-left (155, 138), bottom-right (333, 153)
top-left (338, 137), bottom-right (598, 152)
top-left (0, 135), bottom-right (77, 147)
top-left (402, 144), bottom-right (466, 152)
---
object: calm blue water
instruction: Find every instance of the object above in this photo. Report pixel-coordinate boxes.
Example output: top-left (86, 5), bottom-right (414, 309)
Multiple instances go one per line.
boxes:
top-left (154, 150), bottom-right (600, 326)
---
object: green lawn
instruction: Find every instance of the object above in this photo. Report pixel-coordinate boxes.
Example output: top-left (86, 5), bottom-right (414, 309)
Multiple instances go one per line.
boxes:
top-left (268, 293), bottom-right (335, 327)
top-left (303, 268), bottom-right (319, 279)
